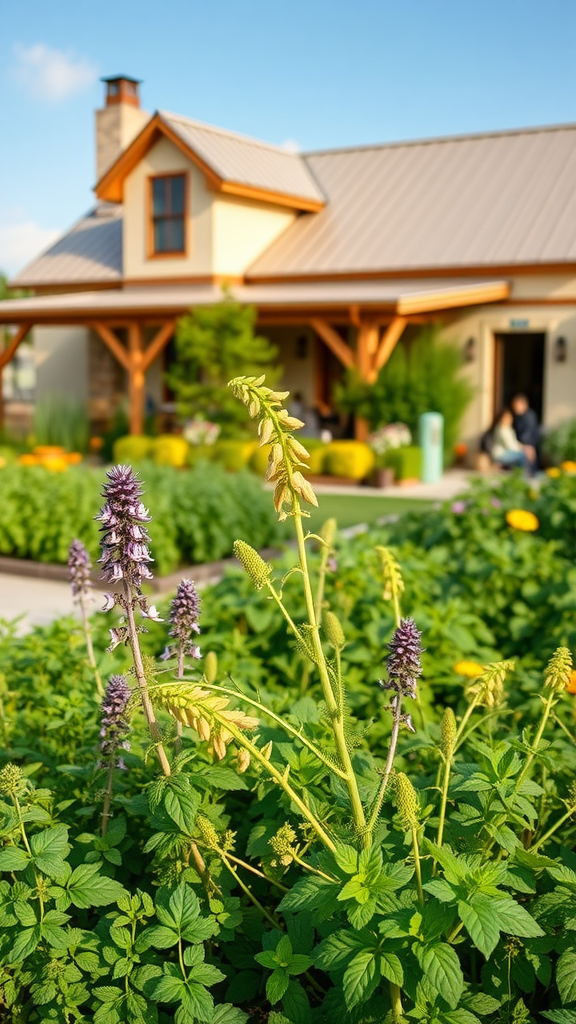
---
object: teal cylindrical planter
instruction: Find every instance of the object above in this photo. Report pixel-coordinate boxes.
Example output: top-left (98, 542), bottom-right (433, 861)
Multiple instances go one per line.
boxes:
top-left (419, 412), bottom-right (444, 483)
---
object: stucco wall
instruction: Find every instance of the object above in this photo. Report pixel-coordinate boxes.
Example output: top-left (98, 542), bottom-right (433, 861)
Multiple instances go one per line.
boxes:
top-left (123, 136), bottom-right (213, 279)
top-left (212, 195), bottom-right (295, 278)
top-left (34, 326), bottom-right (89, 404)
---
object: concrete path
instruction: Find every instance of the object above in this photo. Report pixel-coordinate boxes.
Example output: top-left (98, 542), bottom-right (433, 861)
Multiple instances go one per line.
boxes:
top-left (0, 471), bottom-right (472, 632)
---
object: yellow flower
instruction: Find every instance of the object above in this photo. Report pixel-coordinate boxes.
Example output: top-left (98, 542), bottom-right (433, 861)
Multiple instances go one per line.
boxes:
top-left (561, 461), bottom-right (576, 474)
top-left (546, 467), bottom-right (561, 478)
top-left (566, 669), bottom-right (576, 695)
top-left (454, 659), bottom-right (484, 678)
top-left (506, 509), bottom-right (539, 532)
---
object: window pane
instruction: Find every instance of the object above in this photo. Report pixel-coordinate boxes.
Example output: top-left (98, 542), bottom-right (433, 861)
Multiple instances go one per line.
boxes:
top-left (170, 217), bottom-right (184, 251)
top-left (154, 219), bottom-right (166, 252)
top-left (152, 179), bottom-right (167, 216)
top-left (170, 176), bottom-right (185, 215)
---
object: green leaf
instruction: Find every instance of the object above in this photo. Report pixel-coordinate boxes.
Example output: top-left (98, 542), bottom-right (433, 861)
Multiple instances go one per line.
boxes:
top-left (458, 894), bottom-right (501, 958)
top-left (190, 963), bottom-right (226, 987)
top-left (444, 1012), bottom-right (481, 1024)
top-left (30, 824), bottom-right (70, 878)
top-left (415, 942), bottom-right (463, 1009)
top-left (542, 1011), bottom-right (576, 1023)
top-left (163, 779), bottom-right (200, 836)
top-left (288, 954), bottom-right (313, 975)
top-left (314, 929), bottom-right (366, 971)
top-left (424, 879), bottom-right (458, 902)
top-left (0, 847), bottom-right (30, 872)
top-left (343, 949), bottom-right (380, 1009)
top-left (333, 843), bottom-right (358, 875)
top-left (211, 1005), bottom-right (249, 1024)
top-left (557, 951), bottom-right (576, 1006)
top-left (181, 980), bottom-right (214, 1021)
top-left (150, 973), bottom-right (185, 1003)
top-left (266, 969), bottom-right (289, 1005)
top-left (255, 950), bottom-right (279, 970)
top-left (63, 862), bottom-right (128, 908)
top-left (379, 951), bottom-right (403, 987)
top-left (10, 925), bottom-right (41, 960)
top-left (492, 897), bottom-right (544, 938)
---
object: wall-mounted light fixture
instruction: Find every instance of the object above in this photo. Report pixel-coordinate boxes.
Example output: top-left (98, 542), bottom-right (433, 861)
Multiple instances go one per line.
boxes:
top-left (554, 336), bottom-right (568, 363)
top-left (464, 337), bottom-right (476, 363)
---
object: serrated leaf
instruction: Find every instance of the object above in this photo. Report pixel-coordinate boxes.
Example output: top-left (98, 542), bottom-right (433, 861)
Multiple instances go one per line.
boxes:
top-left (211, 1005), bottom-right (249, 1024)
top-left (163, 780), bottom-right (200, 836)
top-left (0, 847), bottom-right (29, 871)
top-left (30, 824), bottom-right (70, 878)
top-left (424, 879), bottom-right (458, 902)
top-left (150, 973), bottom-right (185, 1003)
top-left (492, 897), bottom-right (544, 938)
top-left (343, 948), bottom-right (380, 1009)
top-left (542, 1011), bottom-right (576, 1023)
top-left (63, 862), bottom-right (128, 908)
top-left (181, 980), bottom-right (214, 1021)
top-left (333, 843), bottom-right (358, 875)
top-left (415, 942), bottom-right (463, 1009)
top-left (557, 950), bottom-right (576, 1005)
top-left (458, 894), bottom-right (501, 958)
top-left (314, 929), bottom-right (366, 971)
top-left (379, 951), bottom-right (403, 987)
top-left (10, 924), bottom-right (41, 960)
top-left (266, 969), bottom-right (289, 1005)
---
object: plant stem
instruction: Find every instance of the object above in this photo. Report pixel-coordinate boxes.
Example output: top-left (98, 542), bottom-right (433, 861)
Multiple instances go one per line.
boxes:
top-left (390, 983), bottom-right (403, 1019)
top-left (174, 648), bottom-right (184, 754)
top-left (80, 595), bottom-right (104, 696)
top-left (435, 750), bottom-right (453, 860)
top-left (220, 851), bottom-right (279, 928)
top-left (292, 499), bottom-right (366, 835)
top-left (101, 762), bottom-right (115, 837)
top-left (313, 530), bottom-right (331, 626)
top-left (513, 691), bottom-right (557, 796)
top-left (529, 802), bottom-right (576, 853)
top-left (123, 582), bottom-right (171, 777)
top-left (367, 695), bottom-right (402, 837)
top-left (411, 827), bottom-right (425, 908)
top-left (453, 694), bottom-right (482, 752)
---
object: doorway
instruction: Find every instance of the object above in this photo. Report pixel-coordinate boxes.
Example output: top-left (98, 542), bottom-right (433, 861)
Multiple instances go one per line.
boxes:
top-left (493, 332), bottom-right (545, 419)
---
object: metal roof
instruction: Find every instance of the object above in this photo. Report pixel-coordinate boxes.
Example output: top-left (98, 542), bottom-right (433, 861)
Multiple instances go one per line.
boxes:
top-left (248, 124), bottom-right (576, 277)
top-left (13, 205), bottom-right (122, 287)
top-left (159, 111), bottom-right (325, 204)
top-left (0, 279), bottom-right (509, 324)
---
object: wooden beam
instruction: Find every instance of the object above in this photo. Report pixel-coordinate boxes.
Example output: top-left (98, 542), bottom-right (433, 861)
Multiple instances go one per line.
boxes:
top-left (91, 322), bottom-right (130, 371)
top-left (370, 316), bottom-right (407, 382)
top-left (128, 323), bottom-right (145, 436)
top-left (0, 324), bottom-right (31, 371)
top-left (142, 320), bottom-right (175, 372)
top-left (310, 318), bottom-right (355, 370)
top-left (356, 323), bottom-right (377, 381)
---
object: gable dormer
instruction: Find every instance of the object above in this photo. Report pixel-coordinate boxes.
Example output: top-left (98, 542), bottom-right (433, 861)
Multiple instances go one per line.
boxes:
top-left (94, 109), bottom-right (325, 282)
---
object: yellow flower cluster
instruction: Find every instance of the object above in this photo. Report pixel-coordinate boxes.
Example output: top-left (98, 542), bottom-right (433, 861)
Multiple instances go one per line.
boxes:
top-left (453, 660), bottom-right (484, 678)
top-left (506, 509), bottom-right (539, 532)
top-left (566, 669), bottom-right (576, 695)
top-left (561, 461), bottom-right (576, 473)
top-left (546, 467), bottom-right (561, 478)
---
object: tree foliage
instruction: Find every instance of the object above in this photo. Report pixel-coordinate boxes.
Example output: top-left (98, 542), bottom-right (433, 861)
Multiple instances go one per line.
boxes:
top-left (166, 297), bottom-right (279, 435)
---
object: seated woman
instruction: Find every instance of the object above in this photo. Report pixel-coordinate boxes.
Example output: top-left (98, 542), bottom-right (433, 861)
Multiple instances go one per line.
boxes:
top-left (491, 408), bottom-right (534, 472)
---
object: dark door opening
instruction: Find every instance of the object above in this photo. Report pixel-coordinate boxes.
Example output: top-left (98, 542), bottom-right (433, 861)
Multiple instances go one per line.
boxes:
top-left (493, 332), bottom-right (545, 419)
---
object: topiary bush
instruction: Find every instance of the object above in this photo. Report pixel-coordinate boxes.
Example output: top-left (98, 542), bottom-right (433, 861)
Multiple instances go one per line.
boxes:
top-left (323, 440), bottom-right (375, 480)
top-left (542, 417), bottom-right (576, 464)
top-left (381, 444), bottom-right (422, 481)
top-left (112, 434), bottom-right (154, 463)
top-left (152, 434), bottom-right (189, 468)
top-left (211, 439), bottom-right (257, 472)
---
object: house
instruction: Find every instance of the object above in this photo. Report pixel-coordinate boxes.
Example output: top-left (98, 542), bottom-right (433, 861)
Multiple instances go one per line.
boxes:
top-left (2, 74), bottom-right (576, 448)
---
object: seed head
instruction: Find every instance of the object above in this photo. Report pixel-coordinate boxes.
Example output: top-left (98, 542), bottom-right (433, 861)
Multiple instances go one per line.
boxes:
top-left (386, 618), bottom-right (423, 699)
top-left (197, 814), bottom-right (220, 849)
top-left (0, 762), bottom-right (24, 797)
top-left (234, 540), bottom-right (272, 590)
top-left (96, 465), bottom-right (153, 588)
top-left (99, 675), bottom-right (131, 769)
top-left (396, 772), bottom-right (419, 830)
top-left (68, 539), bottom-right (92, 600)
top-left (324, 610), bottom-right (345, 650)
top-left (161, 579), bottom-right (201, 663)
top-left (440, 707), bottom-right (457, 759)
top-left (544, 647), bottom-right (573, 694)
top-left (204, 651), bottom-right (218, 684)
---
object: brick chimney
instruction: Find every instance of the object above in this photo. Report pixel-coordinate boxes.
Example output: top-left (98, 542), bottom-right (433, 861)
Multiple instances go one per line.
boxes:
top-left (95, 75), bottom-right (149, 182)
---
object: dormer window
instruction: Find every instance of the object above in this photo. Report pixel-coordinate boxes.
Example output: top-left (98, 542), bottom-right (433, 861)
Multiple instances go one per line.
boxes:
top-left (149, 174), bottom-right (186, 255)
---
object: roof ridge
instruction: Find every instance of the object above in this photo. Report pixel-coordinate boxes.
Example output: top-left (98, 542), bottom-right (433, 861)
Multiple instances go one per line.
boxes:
top-left (159, 110), bottom-right (303, 159)
top-left (302, 121), bottom-right (576, 158)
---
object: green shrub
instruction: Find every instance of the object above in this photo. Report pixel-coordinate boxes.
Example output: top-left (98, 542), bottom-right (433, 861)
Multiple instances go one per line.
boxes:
top-left (113, 434), bottom-right (155, 463)
top-left (381, 444), bottom-right (422, 480)
top-left (249, 443), bottom-right (272, 476)
top-left (301, 438), bottom-right (327, 473)
top-left (542, 417), bottom-right (576, 464)
top-left (33, 393), bottom-right (90, 453)
top-left (211, 439), bottom-right (257, 471)
top-left (152, 433), bottom-right (189, 467)
top-left (323, 440), bottom-right (375, 479)
top-left (336, 325), bottom-right (473, 460)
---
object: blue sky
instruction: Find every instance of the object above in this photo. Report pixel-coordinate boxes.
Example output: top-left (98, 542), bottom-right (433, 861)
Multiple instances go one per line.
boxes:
top-left (1, 0), bottom-right (575, 275)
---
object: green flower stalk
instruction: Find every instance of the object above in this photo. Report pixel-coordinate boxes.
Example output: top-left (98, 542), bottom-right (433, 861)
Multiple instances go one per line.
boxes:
top-left (68, 539), bottom-right (103, 696)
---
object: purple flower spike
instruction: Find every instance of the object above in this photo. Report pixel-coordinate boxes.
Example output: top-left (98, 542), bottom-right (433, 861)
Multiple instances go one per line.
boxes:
top-left (68, 539), bottom-right (92, 600)
top-left (96, 466), bottom-right (153, 589)
top-left (99, 674), bottom-right (131, 769)
top-left (386, 617), bottom-right (423, 700)
top-left (161, 578), bottom-right (201, 663)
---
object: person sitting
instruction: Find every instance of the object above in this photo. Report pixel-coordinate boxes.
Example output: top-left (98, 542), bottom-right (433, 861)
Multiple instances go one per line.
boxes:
top-left (511, 393), bottom-right (540, 468)
top-left (491, 408), bottom-right (534, 473)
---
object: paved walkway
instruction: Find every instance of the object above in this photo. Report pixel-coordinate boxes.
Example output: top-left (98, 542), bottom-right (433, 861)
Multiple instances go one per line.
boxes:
top-left (0, 471), bottom-right (472, 632)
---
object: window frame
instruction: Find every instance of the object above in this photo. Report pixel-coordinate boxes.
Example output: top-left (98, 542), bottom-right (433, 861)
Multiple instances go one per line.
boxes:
top-left (147, 172), bottom-right (188, 259)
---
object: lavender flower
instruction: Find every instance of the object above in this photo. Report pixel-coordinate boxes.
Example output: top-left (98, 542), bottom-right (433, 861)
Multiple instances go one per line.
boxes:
top-left (385, 617), bottom-right (423, 700)
top-left (451, 500), bottom-right (467, 515)
top-left (490, 497), bottom-right (503, 509)
top-left (161, 579), bottom-right (201, 663)
top-left (68, 539), bottom-right (92, 600)
top-left (96, 465), bottom-right (153, 589)
top-left (99, 674), bottom-right (131, 769)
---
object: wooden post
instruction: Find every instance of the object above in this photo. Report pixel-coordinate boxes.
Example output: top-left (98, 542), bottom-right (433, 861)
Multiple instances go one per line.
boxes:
top-left (0, 325), bottom-right (32, 433)
top-left (128, 323), bottom-right (145, 435)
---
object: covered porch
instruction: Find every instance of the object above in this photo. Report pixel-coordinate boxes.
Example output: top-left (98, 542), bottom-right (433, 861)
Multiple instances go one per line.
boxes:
top-left (0, 278), bottom-right (509, 439)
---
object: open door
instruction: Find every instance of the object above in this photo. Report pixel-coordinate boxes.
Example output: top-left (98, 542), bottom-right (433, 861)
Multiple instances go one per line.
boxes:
top-left (493, 332), bottom-right (545, 417)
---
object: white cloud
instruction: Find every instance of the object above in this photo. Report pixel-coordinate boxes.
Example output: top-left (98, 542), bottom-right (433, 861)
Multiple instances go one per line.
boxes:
top-left (0, 220), bottom-right (61, 277)
top-left (281, 138), bottom-right (301, 153)
top-left (12, 44), bottom-right (98, 102)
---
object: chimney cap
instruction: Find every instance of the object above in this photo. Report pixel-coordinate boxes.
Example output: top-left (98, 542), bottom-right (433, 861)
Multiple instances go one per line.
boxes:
top-left (101, 74), bottom-right (142, 84)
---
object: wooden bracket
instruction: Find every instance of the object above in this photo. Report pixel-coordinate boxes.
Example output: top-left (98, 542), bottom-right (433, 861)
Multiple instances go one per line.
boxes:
top-left (0, 324), bottom-right (31, 371)
top-left (91, 322), bottom-right (130, 371)
top-left (310, 318), bottom-right (355, 370)
top-left (370, 316), bottom-right (407, 382)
